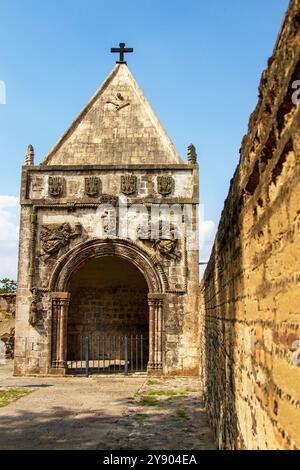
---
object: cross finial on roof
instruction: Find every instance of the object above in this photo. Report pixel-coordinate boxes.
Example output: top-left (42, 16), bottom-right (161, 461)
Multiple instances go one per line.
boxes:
top-left (111, 42), bottom-right (133, 64)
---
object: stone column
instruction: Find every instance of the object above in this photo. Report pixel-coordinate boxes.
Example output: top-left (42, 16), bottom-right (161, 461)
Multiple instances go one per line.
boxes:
top-left (147, 294), bottom-right (164, 373)
top-left (148, 299), bottom-right (156, 369)
top-left (156, 299), bottom-right (163, 369)
top-left (51, 293), bottom-right (70, 369)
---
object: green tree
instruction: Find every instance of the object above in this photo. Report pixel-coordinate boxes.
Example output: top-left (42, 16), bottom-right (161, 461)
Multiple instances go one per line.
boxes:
top-left (0, 278), bottom-right (17, 293)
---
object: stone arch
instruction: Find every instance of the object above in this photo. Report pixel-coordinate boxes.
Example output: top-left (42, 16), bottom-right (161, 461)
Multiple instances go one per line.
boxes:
top-left (49, 238), bottom-right (167, 294)
top-left (48, 239), bottom-right (166, 374)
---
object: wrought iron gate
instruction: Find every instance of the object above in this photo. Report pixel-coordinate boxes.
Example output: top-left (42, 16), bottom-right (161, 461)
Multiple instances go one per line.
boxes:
top-left (67, 334), bottom-right (148, 375)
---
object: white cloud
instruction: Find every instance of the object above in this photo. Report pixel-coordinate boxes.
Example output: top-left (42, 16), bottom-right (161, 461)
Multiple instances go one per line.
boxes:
top-left (200, 219), bottom-right (216, 261)
top-left (198, 205), bottom-right (216, 281)
top-left (0, 195), bottom-right (19, 209)
top-left (0, 195), bottom-right (19, 279)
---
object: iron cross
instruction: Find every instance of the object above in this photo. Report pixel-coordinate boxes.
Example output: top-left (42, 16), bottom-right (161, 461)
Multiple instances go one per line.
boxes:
top-left (111, 42), bottom-right (133, 64)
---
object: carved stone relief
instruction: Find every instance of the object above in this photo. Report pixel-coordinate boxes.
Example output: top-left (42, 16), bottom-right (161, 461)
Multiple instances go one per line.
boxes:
top-left (48, 176), bottom-right (65, 197)
top-left (106, 93), bottom-right (130, 112)
top-left (29, 288), bottom-right (39, 326)
top-left (40, 222), bottom-right (82, 260)
top-left (31, 177), bottom-right (43, 193)
top-left (101, 208), bottom-right (117, 238)
top-left (84, 176), bottom-right (101, 197)
top-left (99, 194), bottom-right (118, 205)
top-left (121, 174), bottom-right (137, 195)
top-left (137, 221), bottom-right (181, 260)
top-left (157, 176), bottom-right (174, 196)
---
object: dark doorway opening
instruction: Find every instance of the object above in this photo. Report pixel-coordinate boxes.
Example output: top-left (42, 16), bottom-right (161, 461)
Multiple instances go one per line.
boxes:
top-left (67, 256), bottom-right (149, 373)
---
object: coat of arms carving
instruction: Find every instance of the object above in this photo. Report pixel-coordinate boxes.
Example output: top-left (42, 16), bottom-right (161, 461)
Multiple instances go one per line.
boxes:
top-left (157, 176), bottom-right (174, 196)
top-left (84, 177), bottom-right (101, 197)
top-left (121, 174), bottom-right (137, 195)
top-left (48, 176), bottom-right (65, 197)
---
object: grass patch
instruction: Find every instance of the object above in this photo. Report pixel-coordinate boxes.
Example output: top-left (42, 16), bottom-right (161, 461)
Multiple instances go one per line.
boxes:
top-left (175, 408), bottom-right (190, 419)
top-left (0, 388), bottom-right (33, 408)
top-left (139, 395), bottom-right (158, 406)
top-left (180, 387), bottom-right (198, 394)
top-left (144, 390), bottom-right (178, 397)
top-left (132, 413), bottom-right (147, 422)
top-left (147, 379), bottom-right (161, 386)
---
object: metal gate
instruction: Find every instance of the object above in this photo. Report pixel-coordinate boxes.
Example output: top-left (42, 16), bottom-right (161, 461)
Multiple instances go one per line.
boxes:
top-left (67, 334), bottom-right (148, 375)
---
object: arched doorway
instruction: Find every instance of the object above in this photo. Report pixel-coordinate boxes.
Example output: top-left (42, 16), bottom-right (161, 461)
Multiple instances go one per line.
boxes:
top-left (49, 239), bottom-right (166, 375)
top-left (67, 256), bottom-right (149, 372)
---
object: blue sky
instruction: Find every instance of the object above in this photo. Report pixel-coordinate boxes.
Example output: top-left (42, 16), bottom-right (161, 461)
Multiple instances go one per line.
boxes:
top-left (0, 0), bottom-right (289, 279)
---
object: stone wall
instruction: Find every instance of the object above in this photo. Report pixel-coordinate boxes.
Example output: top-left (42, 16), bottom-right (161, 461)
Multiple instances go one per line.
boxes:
top-left (67, 256), bottom-right (149, 361)
top-left (0, 293), bottom-right (16, 358)
top-left (199, 0), bottom-right (300, 450)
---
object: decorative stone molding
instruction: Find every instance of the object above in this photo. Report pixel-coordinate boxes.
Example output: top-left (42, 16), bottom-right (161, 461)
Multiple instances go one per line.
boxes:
top-left (48, 176), bottom-right (65, 197)
top-left (40, 222), bottom-right (82, 260)
top-left (48, 238), bottom-right (168, 293)
top-left (157, 176), bottom-right (174, 196)
top-left (121, 174), bottom-right (137, 195)
top-left (84, 176), bottom-right (101, 197)
top-left (99, 194), bottom-right (118, 205)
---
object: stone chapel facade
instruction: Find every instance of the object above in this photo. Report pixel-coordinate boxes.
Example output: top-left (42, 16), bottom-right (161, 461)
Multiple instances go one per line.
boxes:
top-left (14, 60), bottom-right (199, 376)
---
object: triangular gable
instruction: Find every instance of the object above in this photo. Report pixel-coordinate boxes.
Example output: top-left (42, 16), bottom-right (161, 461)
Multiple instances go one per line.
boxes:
top-left (42, 64), bottom-right (183, 165)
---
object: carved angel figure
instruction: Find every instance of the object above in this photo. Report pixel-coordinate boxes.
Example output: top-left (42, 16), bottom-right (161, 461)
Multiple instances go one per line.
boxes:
top-left (153, 223), bottom-right (181, 260)
top-left (137, 220), bottom-right (181, 260)
top-left (40, 223), bottom-right (82, 260)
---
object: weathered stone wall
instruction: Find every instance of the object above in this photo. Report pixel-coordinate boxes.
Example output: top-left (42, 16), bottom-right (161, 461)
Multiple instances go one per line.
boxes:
top-left (199, 0), bottom-right (300, 450)
top-left (67, 257), bottom-right (149, 336)
top-left (0, 293), bottom-right (16, 358)
top-left (15, 51), bottom-right (199, 377)
top-left (15, 163), bottom-right (199, 376)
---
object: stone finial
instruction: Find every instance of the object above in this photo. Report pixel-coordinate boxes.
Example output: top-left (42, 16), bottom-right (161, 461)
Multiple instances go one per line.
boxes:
top-left (25, 144), bottom-right (34, 166)
top-left (187, 144), bottom-right (197, 164)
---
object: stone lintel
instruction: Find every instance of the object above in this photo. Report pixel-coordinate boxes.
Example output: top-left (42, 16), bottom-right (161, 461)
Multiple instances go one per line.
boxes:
top-left (51, 292), bottom-right (71, 300)
top-left (147, 293), bottom-right (165, 301)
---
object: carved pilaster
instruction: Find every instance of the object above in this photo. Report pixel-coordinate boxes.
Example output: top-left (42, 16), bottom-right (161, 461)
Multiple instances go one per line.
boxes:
top-left (51, 293), bottom-right (70, 369)
top-left (148, 300), bottom-right (156, 369)
top-left (147, 296), bottom-right (163, 372)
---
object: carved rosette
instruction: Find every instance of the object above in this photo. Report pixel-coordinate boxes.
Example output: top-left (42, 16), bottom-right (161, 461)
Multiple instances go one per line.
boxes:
top-left (48, 176), bottom-right (65, 197)
top-left (157, 176), bottom-right (174, 196)
top-left (84, 176), bottom-right (101, 197)
top-left (121, 174), bottom-right (137, 195)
